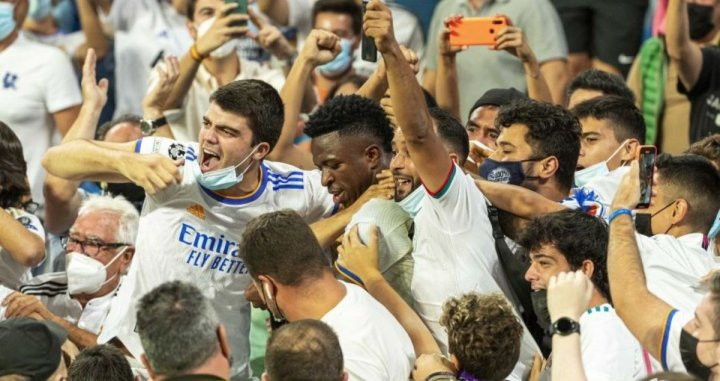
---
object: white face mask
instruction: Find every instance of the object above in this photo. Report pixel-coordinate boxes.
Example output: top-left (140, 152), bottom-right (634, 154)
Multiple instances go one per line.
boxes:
top-left (574, 141), bottom-right (629, 187)
top-left (66, 247), bottom-right (127, 295)
top-left (195, 17), bottom-right (237, 59)
top-left (192, 145), bottom-right (259, 190)
top-left (397, 186), bottom-right (424, 219)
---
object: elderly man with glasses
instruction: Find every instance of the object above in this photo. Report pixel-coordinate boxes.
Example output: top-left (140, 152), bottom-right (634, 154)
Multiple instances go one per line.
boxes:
top-left (0, 194), bottom-right (138, 350)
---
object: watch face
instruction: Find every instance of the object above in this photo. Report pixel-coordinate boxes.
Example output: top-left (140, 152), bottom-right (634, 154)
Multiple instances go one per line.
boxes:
top-left (556, 318), bottom-right (574, 332)
top-left (140, 120), bottom-right (153, 135)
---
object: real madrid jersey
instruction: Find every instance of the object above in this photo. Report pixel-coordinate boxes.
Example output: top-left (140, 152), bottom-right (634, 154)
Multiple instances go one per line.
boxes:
top-left (0, 208), bottom-right (45, 290)
top-left (98, 138), bottom-right (336, 379)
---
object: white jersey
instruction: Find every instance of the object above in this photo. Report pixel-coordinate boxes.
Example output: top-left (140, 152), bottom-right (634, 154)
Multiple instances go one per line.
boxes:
top-left (659, 309), bottom-right (693, 373)
top-left (321, 282), bottom-right (415, 381)
top-left (0, 208), bottom-right (45, 290)
top-left (637, 233), bottom-right (716, 312)
top-left (579, 304), bottom-right (649, 381)
top-left (411, 164), bottom-right (539, 380)
top-left (98, 137), bottom-right (336, 379)
top-left (562, 166), bottom-right (630, 221)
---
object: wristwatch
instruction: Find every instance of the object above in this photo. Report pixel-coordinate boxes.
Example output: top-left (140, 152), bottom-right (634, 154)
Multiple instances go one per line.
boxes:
top-left (140, 116), bottom-right (168, 135)
top-left (549, 317), bottom-right (580, 336)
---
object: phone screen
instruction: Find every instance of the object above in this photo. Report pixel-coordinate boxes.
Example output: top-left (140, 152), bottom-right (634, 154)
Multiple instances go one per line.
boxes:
top-left (637, 148), bottom-right (656, 208)
top-left (226, 0), bottom-right (248, 26)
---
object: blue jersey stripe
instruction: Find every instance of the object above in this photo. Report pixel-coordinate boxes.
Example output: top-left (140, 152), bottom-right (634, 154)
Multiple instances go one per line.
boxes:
top-left (272, 184), bottom-right (304, 191)
top-left (661, 309), bottom-right (678, 370)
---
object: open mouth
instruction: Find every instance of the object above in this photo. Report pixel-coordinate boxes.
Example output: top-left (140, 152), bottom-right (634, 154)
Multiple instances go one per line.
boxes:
top-left (329, 189), bottom-right (345, 205)
top-left (201, 149), bottom-right (220, 172)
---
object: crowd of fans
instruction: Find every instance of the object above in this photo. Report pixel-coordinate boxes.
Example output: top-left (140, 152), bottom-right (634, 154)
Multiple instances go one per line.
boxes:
top-left (1, 0), bottom-right (720, 380)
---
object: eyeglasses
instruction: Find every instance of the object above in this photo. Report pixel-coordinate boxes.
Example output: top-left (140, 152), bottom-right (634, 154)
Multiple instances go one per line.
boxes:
top-left (60, 236), bottom-right (128, 257)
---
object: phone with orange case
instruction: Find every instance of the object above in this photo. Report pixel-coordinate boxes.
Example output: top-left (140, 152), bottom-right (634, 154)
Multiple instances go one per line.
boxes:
top-left (448, 16), bottom-right (508, 46)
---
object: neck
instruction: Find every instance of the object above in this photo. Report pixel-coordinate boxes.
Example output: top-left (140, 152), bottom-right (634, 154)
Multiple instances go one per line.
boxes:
top-left (537, 182), bottom-right (569, 203)
top-left (586, 288), bottom-right (608, 310)
top-left (282, 272), bottom-right (347, 322)
top-left (313, 69), bottom-right (353, 96)
top-left (203, 53), bottom-right (240, 86)
top-left (0, 30), bottom-right (19, 53)
top-left (216, 162), bottom-right (262, 198)
top-left (158, 350), bottom-right (229, 381)
top-left (668, 224), bottom-right (696, 238)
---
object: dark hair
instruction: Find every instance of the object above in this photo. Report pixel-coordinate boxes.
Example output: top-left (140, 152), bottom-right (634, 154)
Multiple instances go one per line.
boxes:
top-left (686, 134), bottom-right (720, 169)
top-left (656, 153), bottom-right (720, 232)
top-left (708, 272), bottom-right (720, 338)
top-left (571, 95), bottom-right (646, 143)
top-left (429, 107), bottom-right (469, 165)
top-left (68, 345), bottom-right (133, 381)
top-left (441, 293), bottom-right (523, 381)
top-left (327, 74), bottom-right (368, 100)
top-left (136, 281), bottom-right (220, 377)
top-left (240, 210), bottom-right (328, 285)
top-left (209, 79), bottom-right (285, 151)
top-left (518, 209), bottom-right (611, 301)
top-left (497, 100), bottom-right (582, 191)
top-left (423, 89), bottom-right (439, 109)
top-left (265, 320), bottom-right (344, 381)
top-left (96, 114), bottom-right (142, 141)
top-left (312, 0), bottom-right (362, 35)
top-left (305, 94), bottom-right (393, 154)
top-left (568, 69), bottom-right (636, 103)
top-left (0, 122), bottom-right (30, 209)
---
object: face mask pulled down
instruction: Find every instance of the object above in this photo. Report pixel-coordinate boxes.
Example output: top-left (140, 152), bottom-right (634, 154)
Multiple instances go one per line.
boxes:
top-left (574, 141), bottom-right (629, 187)
top-left (0, 2), bottom-right (16, 41)
top-left (192, 146), bottom-right (259, 190)
top-left (66, 247), bottom-right (128, 295)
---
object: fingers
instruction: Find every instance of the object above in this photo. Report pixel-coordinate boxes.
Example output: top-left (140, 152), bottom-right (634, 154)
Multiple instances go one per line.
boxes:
top-left (82, 48), bottom-right (97, 80)
top-left (367, 225), bottom-right (379, 247)
top-left (247, 6), bottom-right (264, 29)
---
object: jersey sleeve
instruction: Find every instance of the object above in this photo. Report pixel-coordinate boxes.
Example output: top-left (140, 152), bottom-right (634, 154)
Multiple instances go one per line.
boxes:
top-left (133, 137), bottom-right (195, 160)
top-left (302, 169), bottom-right (338, 222)
top-left (44, 48), bottom-right (81, 113)
top-left (8, 209), bottom-right (46, 241)
top-left (661, 309), bottom-right (693, 372)
top-left (422, 163), bottom-right (487, 230)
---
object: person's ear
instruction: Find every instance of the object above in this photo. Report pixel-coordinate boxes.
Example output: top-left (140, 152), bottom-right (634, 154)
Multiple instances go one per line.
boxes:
top-left (621, 139), bottom-right (640, 162)
top-left (448, 153), bottom-right (459, 165)
top-left (141, 354), bottom-right (157, 380)
top-left (119, 247), bottom-right (134, 274)
top-left (672, 199), bottom-right (689, 226)
top-left (581, 259), bottom-right (595, 280)
top-left (538, 156), bottom-right (559, 179)
top-left (254, 142), bottom-right (271, 161)
top-left (341, 370), bottom-right (350, 381)
top-left (449, 354), bottom-right (461, 371)
top-left (217, 324), bottom-right (232, 360)
top-left (187, 20), bottom-right (197, 40)
top-left (365, 145), bottom-right (382, 170)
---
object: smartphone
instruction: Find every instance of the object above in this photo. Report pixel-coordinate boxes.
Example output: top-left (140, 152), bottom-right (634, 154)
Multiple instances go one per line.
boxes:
top-left (636, 145), bottom-right (657, 209)
top-left (448, 16), bottom-right (508, 46)
top-left (361, 0), bottom-right (377, 62)
top-left (225, 0), bottom-right (248, 27)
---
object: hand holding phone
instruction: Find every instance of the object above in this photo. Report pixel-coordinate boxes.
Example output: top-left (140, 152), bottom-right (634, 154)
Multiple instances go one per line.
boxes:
top-left (636, 145), bottom-right (656, 209)
top-left (448, 16), bottom-right (508, 46)
top-left (225, 0), bottom-right (248, 27)
top-left (361, 0), bottom-right (377, 61)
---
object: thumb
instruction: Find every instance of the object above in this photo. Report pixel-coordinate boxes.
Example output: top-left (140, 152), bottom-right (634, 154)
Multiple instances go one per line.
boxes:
top-left (98, 78), bottom-right (109, 93)
top-left (367, 225), bottom-right (379, 248)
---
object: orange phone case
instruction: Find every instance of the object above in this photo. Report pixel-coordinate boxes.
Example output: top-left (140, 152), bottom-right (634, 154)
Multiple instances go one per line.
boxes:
top-left (448, 16), bottom-right (508, 46)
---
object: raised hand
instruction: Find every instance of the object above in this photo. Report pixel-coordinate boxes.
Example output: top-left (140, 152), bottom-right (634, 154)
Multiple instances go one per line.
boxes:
top-left (547, 270), bottom-right (593, 321)
top-left (440, 16), bottom-right (467, 58)
top-left (492, 16), bottom-right (534, 63)
top-left (81, 48), bottom-right (109, 110)
top-left (249, 8), bottom-right (296, 60)
top-left (299, 29), bottom-right (341, 66)
top-left (194, 3), bottom-right (249, 57)
top-left (143, 56), bottom-right (181, 120)
top-left (363, 0), bottom-right (397, 54)
top-left (117, 154), bottom-right (183, 195)
top-left (337, 225), bottom-right (382, 285)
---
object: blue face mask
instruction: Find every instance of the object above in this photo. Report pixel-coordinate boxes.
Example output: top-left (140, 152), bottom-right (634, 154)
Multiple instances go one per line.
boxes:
top-left (709, 209), bottom-right (720, 240)
top-left (317, 39), bottom-right (353, 78)
top-left (0, 2), bottom-right (16, 41)
top-left (397, 186), bottom-right (424, 219)
top-left (479, 157), bottom-right (543, 185)
top-left (28, 0), bottom-right (52, 21)
top-left (192, 146), bottom-right (258, 190)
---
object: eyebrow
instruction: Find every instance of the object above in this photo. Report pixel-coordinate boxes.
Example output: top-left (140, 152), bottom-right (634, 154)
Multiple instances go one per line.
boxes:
top-left (203, 116), bottom-right (240, 134)
top-left (498, 141), bottom-right (515, 149)
top-left (529, 253), bottom-right (555, 261)
top-left (582, 132), bottom-right (601, 138)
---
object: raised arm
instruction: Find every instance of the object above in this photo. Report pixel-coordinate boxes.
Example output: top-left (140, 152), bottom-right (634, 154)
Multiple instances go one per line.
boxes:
top-left (608, 161), bottom-right (674, 360)
top-left (357, 46), bottom-right (421, 102)
top-left (666, 0), bottom-right (705, 90)
top-left (366, 0), bottom-right (452, 193)
top-left (76, 0), bottom-right (109, 59)
top-left (163, 4), bottom-right (248, 110)
top-left (337, 226), bottom-right (440, 355)
top-left (267, 29), bottom-right (341, 169)
top-left (0, 211), bottom-right (44, 267)
top-left (434, 17), bottom-right (463, 121)
top-left (44, 49), bottom-right (108, 234)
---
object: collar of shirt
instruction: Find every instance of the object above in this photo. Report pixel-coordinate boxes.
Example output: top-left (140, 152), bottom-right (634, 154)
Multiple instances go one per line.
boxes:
top-left (195, 54), bottom-right (245, 91)
top-left (676, 232), bottom-right (708, 249)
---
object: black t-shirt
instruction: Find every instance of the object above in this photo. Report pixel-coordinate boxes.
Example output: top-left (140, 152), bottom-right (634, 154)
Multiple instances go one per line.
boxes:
top-left (678, 46), bottom-right (720, 143)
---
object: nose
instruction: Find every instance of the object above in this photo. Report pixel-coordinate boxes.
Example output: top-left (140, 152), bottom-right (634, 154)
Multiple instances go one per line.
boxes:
top-left (390, 153), bottom-right (404, 171)
top-left (525, 263), bottom-right (539, 283)
top-left (320, 168), bottom-right (333, 187)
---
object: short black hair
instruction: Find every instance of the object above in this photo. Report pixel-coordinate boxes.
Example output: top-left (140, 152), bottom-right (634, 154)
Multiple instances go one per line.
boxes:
top-left (518, 209), bottom-right (611, 301)
top-left (209, 79), bottom-right (285, 151)
top-left (312, 0), bottom-right (362, 35)
top-left (567, 69), bottom-right (636, 103)
top-left (68, 345), bottom-right (133, 381)
top-left (656, 153), bottom-right (720, 232)
top-left (305, 94), bottom-right (393, 154)
top-left (572, 95), bottom-right (646, 143)
top-left (96, 114), bottom-right (142, 141)
top-left (429, 107), bottom-right (469, 165)
top-left (686, 134), bottom-right (720, 169)
top-left (497, 100), bottom-right (582, 191)
top-left (0, 121), bottom-right (30, 209)
top-left (265, 320), bottom-right (344, 381)
top-left (240, 210), bottom-right (328, 286)
top-left (186, 0), bottom-right (197, 21)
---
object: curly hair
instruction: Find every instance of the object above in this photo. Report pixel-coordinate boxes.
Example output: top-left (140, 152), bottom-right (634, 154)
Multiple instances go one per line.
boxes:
top-left (497, 100), bottom-right (581, 191)
top-left (686, 134), bottom-right (720, 170)
top-left (0, 121), bottom-right (30, 209)
top-left (568, 69), bottom-right (636, 104)
top-left (440, 293), bottom-right (523, 381)
top-left (304, 94), bottom-right (393, 154)
top-left (518, 209), bottom-right (611, 301)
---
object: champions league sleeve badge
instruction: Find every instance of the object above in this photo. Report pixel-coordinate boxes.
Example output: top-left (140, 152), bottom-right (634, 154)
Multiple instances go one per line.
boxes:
top-left (168, 143), bottom-right (186, 160)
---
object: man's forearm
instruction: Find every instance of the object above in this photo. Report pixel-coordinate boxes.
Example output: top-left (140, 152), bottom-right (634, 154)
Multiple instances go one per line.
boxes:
top-left (474, 180), bottom-right (565, 219)
top-left (163, 53), bottom-right (202, 110)
top-left (524, 56), bottom-right (553, 104)
top-left (551, 334), bottom-right (587, 381)
top-left (539, 60), bottom-right (568, 105)
top-left (356, 67), bottom-right (388, 101)
top-left (42, 140), bottom-right (129, 182)
top-left (435, 55), bottom-right (460, 120)
top-left (310, 206), bottom-right (356, 249)
top-left (77, 0), bottom-right (109, 57)
top-left (50, 314), bottom-right (98, 349)
top-left (385, 45), bottom-right (434, 140)
top-left (666, 0), bottom-right (704, 89)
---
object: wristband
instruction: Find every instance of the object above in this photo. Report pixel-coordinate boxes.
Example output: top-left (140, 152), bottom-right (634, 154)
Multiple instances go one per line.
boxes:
top-left (190, 44), bottom-right (206, 62)
top-left (608, 208), bottom-right (632, 224)
top-left (426, 371), bottom-right (457, 381)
